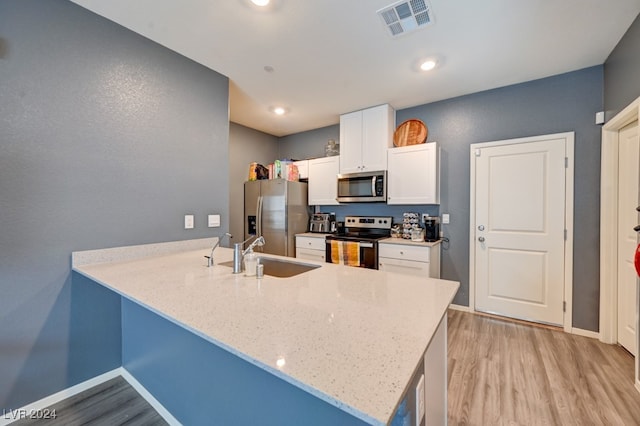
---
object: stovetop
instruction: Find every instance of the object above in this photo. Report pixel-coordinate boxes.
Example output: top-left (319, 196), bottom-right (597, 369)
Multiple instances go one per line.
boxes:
top-left (327, 216), bottom-right (393, 241)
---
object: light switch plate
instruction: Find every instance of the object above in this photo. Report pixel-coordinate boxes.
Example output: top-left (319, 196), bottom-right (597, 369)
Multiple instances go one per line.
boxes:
top-left (442, 213), bottom-right (450, 224)
top-left (208, 214), bottom-right (221, 228)
top-left (184, 214), bottom-right (194, 229)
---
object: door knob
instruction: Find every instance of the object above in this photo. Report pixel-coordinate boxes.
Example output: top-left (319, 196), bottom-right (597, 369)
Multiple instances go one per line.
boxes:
top-left (478, 225), bottom-right (485, 231)
top-left (478, 236), bottom-right (485, 242)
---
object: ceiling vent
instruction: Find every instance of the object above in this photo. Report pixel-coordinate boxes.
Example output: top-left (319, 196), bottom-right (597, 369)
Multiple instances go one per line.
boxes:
top-left (377, 0), bottom-right (434, 37)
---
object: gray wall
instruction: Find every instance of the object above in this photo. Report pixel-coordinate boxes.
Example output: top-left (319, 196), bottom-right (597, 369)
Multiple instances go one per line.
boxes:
top-left (279, 67), bottom-right (603, 332)
top-left (397, 67), bottom-right (603, 331)
top-left (229, 123), bottom-right (278, 245)
top-left (278, 125), bottom-right (340, 160)
top-left (0, 0), bottom-right (229, 409)
top-left (604, 13), bottom-right (640, 118)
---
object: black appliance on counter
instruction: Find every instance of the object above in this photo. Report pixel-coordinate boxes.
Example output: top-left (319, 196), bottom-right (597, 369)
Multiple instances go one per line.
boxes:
top-left (424, 217), bottom-right (440, 242)
top-left (325, 216), bottom-right (392, 269)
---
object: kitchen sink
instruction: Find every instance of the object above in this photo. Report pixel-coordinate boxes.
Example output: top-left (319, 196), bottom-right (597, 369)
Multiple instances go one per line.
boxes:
top-left (218, 257), bottom-right (320, 278)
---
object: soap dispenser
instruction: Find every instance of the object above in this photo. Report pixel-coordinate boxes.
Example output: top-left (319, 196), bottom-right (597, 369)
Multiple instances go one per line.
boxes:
top-left (243, 249), bottom-right (258, 277)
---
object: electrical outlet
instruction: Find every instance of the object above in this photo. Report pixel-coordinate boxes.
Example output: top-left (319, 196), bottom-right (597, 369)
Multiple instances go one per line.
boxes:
top-left (208, 214), bottom-right (221, 228)
top-left (184, 214), bottom-right (194, 229)
top-left (421, 213), bottom-right (429, 223)
top-left (416, 374), bottom-right (425, 424)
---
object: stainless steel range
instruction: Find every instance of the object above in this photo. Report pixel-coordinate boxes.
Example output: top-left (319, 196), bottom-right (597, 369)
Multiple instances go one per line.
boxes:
top-left (325, 216), bottom-right (392, 269)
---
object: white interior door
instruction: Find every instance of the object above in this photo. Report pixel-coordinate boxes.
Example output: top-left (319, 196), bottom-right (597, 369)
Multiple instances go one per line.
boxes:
top-left (617, 121), bottom-right (639, 355)
top-left (474, 136), bottom-right (567, 326)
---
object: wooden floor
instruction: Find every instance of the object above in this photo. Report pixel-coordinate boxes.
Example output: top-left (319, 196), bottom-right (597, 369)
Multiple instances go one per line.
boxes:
top-left (11, 376), bottom-right (167, 426)
top-left (448, 309), bottom-right (640, 425)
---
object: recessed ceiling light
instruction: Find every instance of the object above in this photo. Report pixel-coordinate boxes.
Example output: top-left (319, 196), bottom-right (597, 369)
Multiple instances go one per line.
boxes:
top-left (251, 0), bottom-right (270, 6)
top-left (420, 60), bottom-right (437, 71)
top-left (269, 106), bottom-right (288, 115)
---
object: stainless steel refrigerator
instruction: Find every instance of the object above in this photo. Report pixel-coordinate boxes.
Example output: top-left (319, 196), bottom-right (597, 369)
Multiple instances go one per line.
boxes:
top-left (244, 179), bottom-right (309, 257)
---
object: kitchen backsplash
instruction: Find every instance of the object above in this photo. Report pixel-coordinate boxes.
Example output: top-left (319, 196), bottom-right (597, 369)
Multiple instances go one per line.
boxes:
top-left (316, 204), bottom-right (439, 227)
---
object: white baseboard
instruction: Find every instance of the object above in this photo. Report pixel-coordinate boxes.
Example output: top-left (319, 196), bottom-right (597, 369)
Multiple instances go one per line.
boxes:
top-left (448, 303), bottom-right (470, 312)
top-left (0, 368), bottom-right (180, 426)
top-left (571, 327), bottom-right (600, 340)
top-left (0, 369), bottom-right (121, 426)
top-left (120, 369), bottom-right (181, 425)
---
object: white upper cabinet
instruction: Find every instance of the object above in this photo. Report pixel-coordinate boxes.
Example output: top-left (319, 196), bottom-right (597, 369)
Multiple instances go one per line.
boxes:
top-left (308, 156), bottom-right (339, 205)
top-left (339, 104), bottom-right (395, 174)
top-left (387, 142), bottom-right (440, 205)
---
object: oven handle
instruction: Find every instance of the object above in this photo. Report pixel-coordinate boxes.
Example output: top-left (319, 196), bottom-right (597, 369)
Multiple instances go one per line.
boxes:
top-left (325, 240), bottom-right (374, 248)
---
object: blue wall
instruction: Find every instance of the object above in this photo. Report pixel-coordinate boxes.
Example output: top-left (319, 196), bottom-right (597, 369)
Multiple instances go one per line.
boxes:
top-left (604, 13), bottom-right (640, 118)
top-left (0, 0), bottom-right (229, 409)
top-left (279, 67), bottom-right (604, 331)
top-left (121, 299), bottom-right (369, 426)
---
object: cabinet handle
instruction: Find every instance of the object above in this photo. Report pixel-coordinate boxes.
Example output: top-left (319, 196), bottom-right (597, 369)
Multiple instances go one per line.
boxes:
top-left (400, 251), bottom-right (404, 255)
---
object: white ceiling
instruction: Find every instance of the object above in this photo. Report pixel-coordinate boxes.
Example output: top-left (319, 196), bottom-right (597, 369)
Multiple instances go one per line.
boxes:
top-left (70, 0), bottom-right (640, 137)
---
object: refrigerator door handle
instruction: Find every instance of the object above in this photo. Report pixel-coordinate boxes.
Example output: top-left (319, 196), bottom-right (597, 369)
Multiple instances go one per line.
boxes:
top-left (256, 195), bottom-right (263, 237)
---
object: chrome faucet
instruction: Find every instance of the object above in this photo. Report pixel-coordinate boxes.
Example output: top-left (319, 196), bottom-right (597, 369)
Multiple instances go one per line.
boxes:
top-left (232, 236), bottom-right (265, 274)
top-left (205, 232), bottom-right (232, 267)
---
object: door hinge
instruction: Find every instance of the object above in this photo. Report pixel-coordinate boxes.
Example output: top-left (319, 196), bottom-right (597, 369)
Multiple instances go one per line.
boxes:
top-left (563, 301), bottom-right (566, 312)
top-left (565, 157), bottom-right (568, 168)
top-left (475, 149), bottom-right (481, 157)
top-left (564, 229), bottom-right (567, 240)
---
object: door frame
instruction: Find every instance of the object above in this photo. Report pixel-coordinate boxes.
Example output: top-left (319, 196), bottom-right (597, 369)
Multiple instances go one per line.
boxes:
top-left (600, 96), bottom-right (640, 345)
top-left (469, 132), bottom-right (575, 333)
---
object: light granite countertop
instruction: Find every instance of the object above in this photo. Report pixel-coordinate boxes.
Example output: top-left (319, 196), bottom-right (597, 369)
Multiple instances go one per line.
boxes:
top-left (72, 239), bottom-right (458, 425)
top-left (379, 237), bottom-right (442, 248)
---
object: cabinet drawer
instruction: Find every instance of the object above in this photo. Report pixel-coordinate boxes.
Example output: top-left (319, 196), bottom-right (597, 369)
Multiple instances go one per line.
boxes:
top-left (379, 257), bottom-right (430, 277)
top-left (378, 243), bottom-right (429, 262)
top-left (296, 236), bottom-right (326, 251)
top-left (296, 247), bottom-right (326, 262)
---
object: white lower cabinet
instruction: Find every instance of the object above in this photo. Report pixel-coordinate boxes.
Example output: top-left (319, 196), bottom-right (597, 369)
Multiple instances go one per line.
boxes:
top-left (295, 235), bottom-right (326, 262)
top-left (378, 241), bottom-right (440, 278)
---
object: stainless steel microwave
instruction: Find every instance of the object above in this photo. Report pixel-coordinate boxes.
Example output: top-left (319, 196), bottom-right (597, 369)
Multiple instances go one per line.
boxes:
top-left (336, 171), bottom-right (386, 203)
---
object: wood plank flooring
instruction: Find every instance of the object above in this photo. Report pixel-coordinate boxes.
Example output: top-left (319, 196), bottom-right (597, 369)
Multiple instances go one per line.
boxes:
top-left (448, 309), bottom-right (640, 425)
top-left (11, 376), bottom-right (167, 426)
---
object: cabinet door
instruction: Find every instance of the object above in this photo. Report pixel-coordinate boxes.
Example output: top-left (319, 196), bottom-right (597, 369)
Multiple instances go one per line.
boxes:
top-left (308, 156), bottom-right (340, 205)
top-left (379, 257), bottom-right (430, 276)
top-left (361, 104), bottom-right (394, 172)
top-left (387, 143), bottom-right (439, 204)
top-left (339, 110), bottom-right (363, 174)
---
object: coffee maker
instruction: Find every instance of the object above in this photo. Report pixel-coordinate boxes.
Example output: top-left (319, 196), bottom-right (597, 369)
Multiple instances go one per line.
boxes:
top-left (309, 213), bottom-right (336, 233)
top-left (424, 217), bottom-right (440, 242)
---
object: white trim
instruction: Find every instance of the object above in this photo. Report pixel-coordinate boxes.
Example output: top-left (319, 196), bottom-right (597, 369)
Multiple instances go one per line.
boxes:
top-left (448, 303), bottom-right (470, 312)
top-left (0, 369), bottom-right (121, 426)
top-left (571, 327), bottom-right (600, 340)
top-left (0, 368), bottom-right (181, 426)
top-left (600, 96), bottom-right (640, 345)
top-left (120, 369), bottom-right (181, 426)
top-left (469, 132), bottom-right (575, 332)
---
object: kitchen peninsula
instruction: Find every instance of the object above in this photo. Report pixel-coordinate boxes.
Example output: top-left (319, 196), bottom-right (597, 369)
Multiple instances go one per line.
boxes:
top-left (72, 238), bottom-right (459, 425)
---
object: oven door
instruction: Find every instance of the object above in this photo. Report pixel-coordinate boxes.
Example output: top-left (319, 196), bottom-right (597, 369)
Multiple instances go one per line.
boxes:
top-left (325, 237), bottom-right (378, 269)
